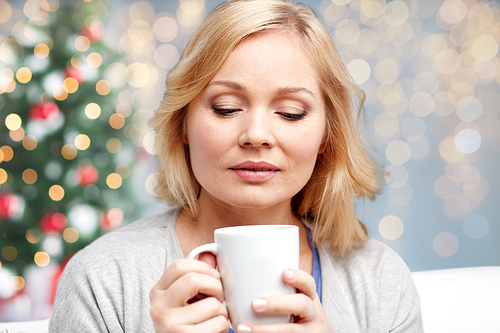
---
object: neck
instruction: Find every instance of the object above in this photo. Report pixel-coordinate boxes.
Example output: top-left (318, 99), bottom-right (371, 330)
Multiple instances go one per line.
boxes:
top-left (176, 189), bottom-right (313, 273)
top-left (195, 189), bottom-right (299, 228)
top-left (177, 189), bottom-right (303, 251)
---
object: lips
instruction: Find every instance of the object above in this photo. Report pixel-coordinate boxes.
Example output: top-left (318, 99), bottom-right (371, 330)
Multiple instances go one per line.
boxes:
top-left (229, 161), bottom-right (279, 182)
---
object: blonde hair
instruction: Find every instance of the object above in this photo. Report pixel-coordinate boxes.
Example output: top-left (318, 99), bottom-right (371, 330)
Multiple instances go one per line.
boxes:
top-left (150, 0), bottom-right (382, 256)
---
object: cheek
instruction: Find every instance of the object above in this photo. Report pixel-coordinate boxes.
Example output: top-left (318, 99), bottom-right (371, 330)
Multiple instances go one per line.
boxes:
top-left (286, 123), bottom-right (325, 166)
top-left (186, 117), bottom-right (228, 167)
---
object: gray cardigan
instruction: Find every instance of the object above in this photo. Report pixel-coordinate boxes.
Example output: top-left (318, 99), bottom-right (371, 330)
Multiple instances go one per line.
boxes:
top-left (50, 210), bottom-right (423, 332)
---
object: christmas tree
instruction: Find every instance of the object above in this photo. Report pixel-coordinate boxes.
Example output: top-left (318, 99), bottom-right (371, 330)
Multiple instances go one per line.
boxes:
top-left (0, 0), bottom-right (142, 315)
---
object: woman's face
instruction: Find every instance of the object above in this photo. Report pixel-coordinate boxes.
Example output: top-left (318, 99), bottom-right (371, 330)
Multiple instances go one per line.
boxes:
top-left (185, 31), bottom-right (326, 211)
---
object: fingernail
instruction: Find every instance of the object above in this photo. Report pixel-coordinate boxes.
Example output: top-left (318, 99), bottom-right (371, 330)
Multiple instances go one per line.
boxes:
top-left (252, 298), bottom-right (267, 311)
top-left (285, 269), bottom-right (296, 281)
top-left (237, 324), bottom-right (252, 333)
top-left (211, 268), bottom-right (220, 278)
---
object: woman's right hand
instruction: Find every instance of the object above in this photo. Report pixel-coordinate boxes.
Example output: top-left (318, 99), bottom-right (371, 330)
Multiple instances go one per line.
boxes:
top-left (149, 254), bottom-right (229, 333)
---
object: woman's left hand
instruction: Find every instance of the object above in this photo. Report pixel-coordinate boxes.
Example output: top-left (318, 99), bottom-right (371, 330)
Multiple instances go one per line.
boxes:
top-left (236, 269), bottom-right (336, 333)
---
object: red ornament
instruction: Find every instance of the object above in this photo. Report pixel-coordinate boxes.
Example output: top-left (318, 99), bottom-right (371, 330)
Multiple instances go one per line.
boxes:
top-left (28, 102), bottom-right (59, 121)
top-left (78, 165), bottom-right (99, 187)
top-left (80, 21), bottom-right (103, 42)
top-left (39, 212), bottom-right (67, 233)
top-left (64, 65), bottom-right (83, 83)
top-left (0, 193), bottom-right (20, 220)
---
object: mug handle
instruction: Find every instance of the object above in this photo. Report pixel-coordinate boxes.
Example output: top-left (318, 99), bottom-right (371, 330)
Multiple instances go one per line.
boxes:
top-left (187, 243), bottom-right (218, 259)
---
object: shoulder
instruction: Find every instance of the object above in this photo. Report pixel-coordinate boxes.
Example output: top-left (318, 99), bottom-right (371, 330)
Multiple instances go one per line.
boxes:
top-left (50, 210), bottom-right (183, 331)
top-left (319, 238), bottom-right (423, 332)
top-left (322, 238), bottom-right (415, 294)
top-left (59, 209), bottom-right (184, 289)
top-left (69, 209), bottom-right (181, 268)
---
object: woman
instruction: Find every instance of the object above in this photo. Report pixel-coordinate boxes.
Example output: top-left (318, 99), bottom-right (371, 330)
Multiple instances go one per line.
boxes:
top-left (50, 0), bottom-right (422, 332)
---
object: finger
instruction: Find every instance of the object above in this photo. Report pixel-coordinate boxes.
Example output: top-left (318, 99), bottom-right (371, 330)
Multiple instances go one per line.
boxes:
top-left (192, 314), bottom-right (230, 333)
top-left (153, 258), bottom-right (220, 291)
top-left (154, 306), bottom-right (228, 333)
top-left (282, 269), bottom-right (317, 300)
top-left (180, 296), bottom-right (229, 325)
top-left (251, 293), bottom-right (315, 321)
top-left (198, 252), bottom-right (217, 268)
top-left (166, 271), bottom-right (225, 306)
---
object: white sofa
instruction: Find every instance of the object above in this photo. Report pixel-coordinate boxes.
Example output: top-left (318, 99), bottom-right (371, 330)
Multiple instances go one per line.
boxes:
top-left (412, 266), bottom-right (500, 333)
top-left (1, 266), bottom-right (499, 333)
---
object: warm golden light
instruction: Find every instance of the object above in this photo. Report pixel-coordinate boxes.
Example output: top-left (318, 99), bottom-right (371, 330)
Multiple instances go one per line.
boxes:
top-left (63, 228), bottom-right (79, 243)
top-left (22, 168), bottom-right (38, 184)
top-left (0, 146), bottom-right (14, 161)
top-left (96, 79), bottom-right (111, 95)
top-left (9, 127), bottom-right (25, 141)
top-left (106, 173), bottom-right (123, 189)
top-left (48, 184), bottom-right (65, 201)
top-left (61, 144), bottom-right (78, 160)
top-left (109, 113), bottom-right (125, 129)
top-left (34, 251), bottom-right (50, 267)
top-left (87, 52), bottom-right (103, 68)
top-left (12, 276), bottom-right (25, 291)
top-left (16, 67), bottom-right (32, 84)
top-left (74, 134), bottom-right (91, 150)
top-left (26, 228), bottom-right (41, 244)
top-left (5, 113), bottom-right (22, 131)
top-left (0, 168), bottom-right (7, 184)
top-left (63, 77), bottom-right (79, 93)
top-left (34, 43), bottom-right (50, 58)
top-left (85, 103), bottom-right (101, 119)
top-left (22, 135), bottom-right (38, 150)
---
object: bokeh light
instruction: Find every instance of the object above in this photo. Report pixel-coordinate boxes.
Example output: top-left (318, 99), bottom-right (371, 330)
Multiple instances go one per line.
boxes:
top-left (22, 168), bottom-right (37, 184)
top-left (463, 214), bottom-right (490, 239)
top-left (106, 173), bottom-right (123, 189)
top-left (85, 103), bottom-right (101, 119)
top-left (34, 251), bottom-right (50, 267)
top-left (379, 215), bottom-right (404, 240)
top-left (5, 113), bottom-right (22, 131)
top-left (48, 184), bottom-right (65, 201)
top-left (433, 232), bottom-right (459, 257)
top-left (74, 134), bottom-right (91, 150)
top-left (22, 135), bottom-right (37, 150)
top-left (386, 140), bottom-right (411, 165)
top-left (63, 228), bottom-right (79, 243)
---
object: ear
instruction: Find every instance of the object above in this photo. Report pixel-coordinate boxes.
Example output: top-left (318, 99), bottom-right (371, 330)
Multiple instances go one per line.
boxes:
top-left (318, 141), bottom-right (326, 154)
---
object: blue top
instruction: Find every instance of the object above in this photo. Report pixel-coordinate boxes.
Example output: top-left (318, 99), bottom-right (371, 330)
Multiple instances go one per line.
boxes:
top-left (228, 230), bottom-right (322, 332)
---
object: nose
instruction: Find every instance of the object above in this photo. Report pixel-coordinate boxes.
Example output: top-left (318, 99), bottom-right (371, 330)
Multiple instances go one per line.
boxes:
top-left (238, 109), bottom-right (275, 148)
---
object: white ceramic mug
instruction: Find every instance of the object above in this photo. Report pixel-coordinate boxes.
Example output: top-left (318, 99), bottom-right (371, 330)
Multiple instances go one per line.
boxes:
top-left (187, 224), bottom-right (299, 327)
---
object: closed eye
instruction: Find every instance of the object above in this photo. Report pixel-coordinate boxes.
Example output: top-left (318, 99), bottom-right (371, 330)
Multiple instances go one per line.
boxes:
top-left (211, 106), bottom-right (241, 117)
top-left (278, 110), bottom-right (307, 121)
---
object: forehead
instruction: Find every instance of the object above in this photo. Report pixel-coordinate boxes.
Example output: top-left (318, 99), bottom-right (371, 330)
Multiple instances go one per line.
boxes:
top-left (211, 31), bottom-right (320, 91)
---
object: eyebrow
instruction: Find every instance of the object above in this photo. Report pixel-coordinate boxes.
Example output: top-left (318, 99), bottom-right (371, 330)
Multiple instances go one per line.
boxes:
top-left (276, 87), bottom-right (316, 99)
top-left (208, 80), bottom-right (316, 99)
top-left (208, 80), bottom-right (246, 92)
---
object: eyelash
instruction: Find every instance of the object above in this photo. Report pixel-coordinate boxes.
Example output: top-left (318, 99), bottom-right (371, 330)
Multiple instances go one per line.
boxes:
top-left (211, 106), bottom-right (308, 121)
top-left (278, 110), bottom-right (307, 121)
top-left (211, 106), bottom-right (240, 117)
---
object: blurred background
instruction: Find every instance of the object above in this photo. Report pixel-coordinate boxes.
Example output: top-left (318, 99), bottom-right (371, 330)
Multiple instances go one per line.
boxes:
top-left (0, 0), bottom-right (499, 321)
